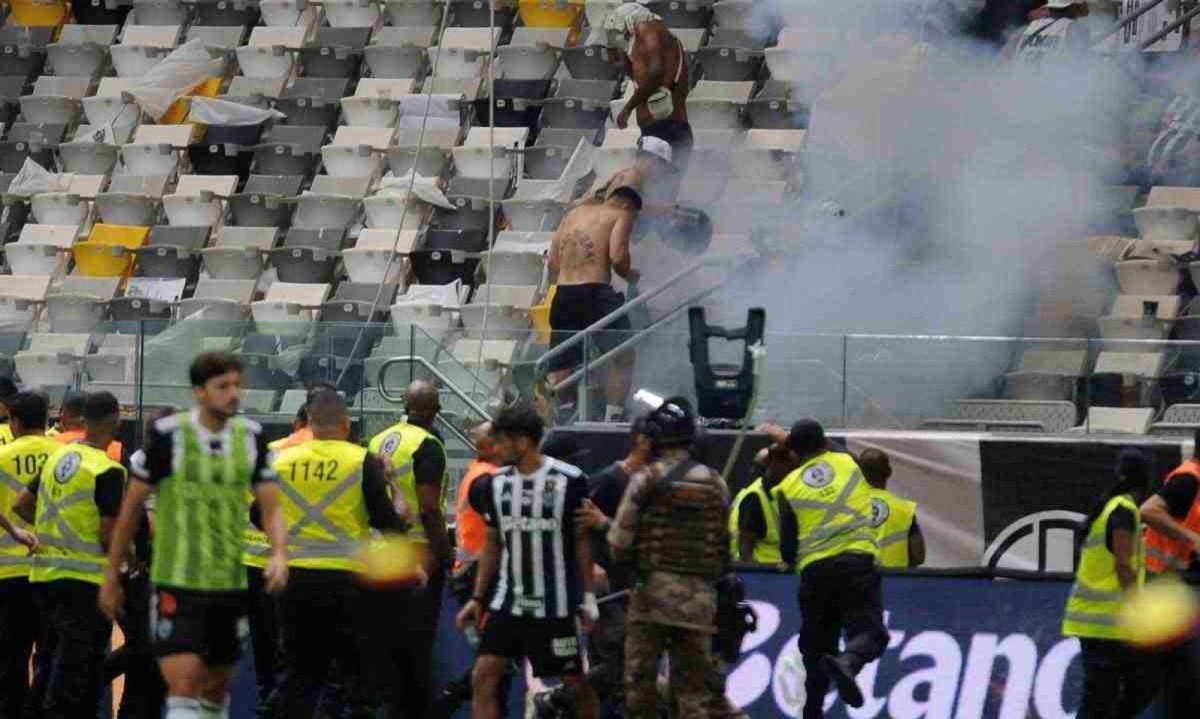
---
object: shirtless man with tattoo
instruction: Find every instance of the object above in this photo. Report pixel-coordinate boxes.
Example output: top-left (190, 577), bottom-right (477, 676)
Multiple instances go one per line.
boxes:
top-left (546, 170), bottom-right (643, 422)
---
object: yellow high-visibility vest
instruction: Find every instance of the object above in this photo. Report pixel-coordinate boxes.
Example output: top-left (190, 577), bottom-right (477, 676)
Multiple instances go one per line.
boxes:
top-left (772, 451), bottom-right (877, 571)
top-left (729, 477), bottom-right (782, 564)
top-left (867, 487), bottom-right (917, 568)
top-left (1062, 494), bottom-right (1144, 640)
top-left (368, 422), bottom-right (446, 543)
top-left (31, 444), bottom-right (125, 585)
top-left (0, 435), bottom-right (60, 580)
top-left (0, 423), bottom-right (13, 446)
top-left (274, 439), bottom-right (373, 572)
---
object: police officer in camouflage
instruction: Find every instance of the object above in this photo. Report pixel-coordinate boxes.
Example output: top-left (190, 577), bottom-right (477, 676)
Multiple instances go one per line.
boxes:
top-left (607, 397), bottom-right (731, 718)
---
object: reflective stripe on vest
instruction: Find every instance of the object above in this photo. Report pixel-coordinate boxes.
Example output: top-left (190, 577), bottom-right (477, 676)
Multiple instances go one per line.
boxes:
top-left (1062, 494), bottom-right (1144, 640)
top-left (773, 451), bottom-right (878, 571)
top-left (369, 422), bottom-right (446, 543)
top-left (0, 435), bottom-right (62, 580)
top-left (869, 488), bottom-right (917, 568)
top-left (1145, 459), bottom-right (1200, 574)
top-left (728, 477), bottom-right (782, 565)
top-left (278, 470), bottom-right (364, 561)
top-left (275, 440), bottom-right (373, 571)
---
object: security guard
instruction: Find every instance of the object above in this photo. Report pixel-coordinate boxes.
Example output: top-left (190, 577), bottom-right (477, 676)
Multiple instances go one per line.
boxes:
top-left (273, 388), bottom-right (405, 715)
top-left (857, 449), bottom-right (925, 568)
top-left (767, 419), bottom-right (888, 718)
top-left (607, 398), bottom-right (731, 719)
top-left (1063, 449), bottom-right (1156, 719)
top-left (729, 445), bottom-right (795, 566)
top-left (0, 391), bottom-right (55, 714)
top-left (15, 391), bottom-right (125, 717)
top-left (366, 378), bottom-right (451, 717)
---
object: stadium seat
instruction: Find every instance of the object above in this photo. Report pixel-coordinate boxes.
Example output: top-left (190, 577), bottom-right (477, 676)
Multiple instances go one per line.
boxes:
top-left (447, 0), bottom-right (515, 28)
top-left (111, 24), bottom-right (180, 77)
top-left (562, 43), bottom-right (621, 81)
top-left (0, 274), bottom-right (52, 326)
top-left (341, 79), bottom-right (417, 128)
top-left (224, 76), bottom-right (286, 104)
top-left (260, 0), bottom-right (320, 26)
top-left (300, 27), bottom-right (370, 78)
top-left (1004, 349), bottom-right (1087, 402)
top-left (460, 284), bottom-right (540, 336)
top-left (517, 0), bottom-right (582, 28)
top-left (1094, 350), bottom-right (1165, 387)
top-left (363, 188), bottom-right (432, 230)
top-left (430, 28), bottom-right (500, 80)
top-left (202, 226), bottom-right (278, 279)
top-left (323, 126), bottom-right (394, 178)
top-left (342, 228), bottom-right (418, 284)
top-left (268, 227), bottom-right (343, 283)
top-left (1151, 403), bottom-right (1200, 435)
top-left (73, 224), bottom-right (150, 277)
top-left (293, 176), bottom-right (369, 229)
top-left (238, 27), bottom-right (307, 80)
top-left (46, 24), bottom-right (118, 77)
top-left (60, 139), bottom-right (121, 174)
top-left (363, 28), bottom-right (434, 79)
top-left (592, 127), bottom-right (639, 181)
top-left (495, 39), bottom-right (560, 81)
top-left (1115, 247), bottom-right (1183, 295)
top-left (733, 128), bottom-right (804, 182)
top-left (323, 0), bottom-right (382, 27)
top-left (251, 280), bottom-right (331, 333)
top-left (177, 277), bottom-right (258, 320)
top-left (188, 139), bottom-right (255, 181)
top-left (696, 33), bottom-right (764, 82)
top-left (163, 174), bottom-right (238, 227)
top-left (29, 193), bottom-right (86, 228)
top-left (128, 0), bottom-right (189, 25)
top-left (108, 276), bottom-right (182, 323)
top-left (1079, 407), bottom-right (1155, 435)
top-left (321, 281), bottom-right (398, 323)
top-left (387, 142), bottom-right (453, 180)
top-left (253, 125), bottom-right (326, 176)
top-left (686, 80), bottom-right (752, 129)
top-left (643, 0), bottom-right (711, 28)
top-left (383, 0), bottom-right (445, 27)
top-left (389, 281), bottom-right (465, 341)
top-left (747, 80), bottom-right (807, 129)
top-left (9, 0), bottom-right (71, 28)
top-left (135, 225), bottom-right (209, 278)
top-left (6, 224), bottom-right (75, 275)
top-left (1097, 295), bottom-right (1180, 342)
top-left (230, 174), bottom-right (304, 227)
top-left (502, 193), bottom-right (565, 231)
top-left (20, 76), bottom-right (88, 125)
top-left (85, 335), bottom-right (136, 383)
top-left (541, 79), bottom-right (616, 130)
top-left (45, 275), bottom-right (119, 332)
top-left (1133, 205), bottom-right (1198, 243)
top-left (96, 175), bottom-right (169, 227)
top-left (481, 231), bottom-right (549, 285)
top-left (82, 77), bottom-right (139, 138)
top-left (452, 126), bottom-right (528, 181)
top-left (187, 25), bottom-right (248, 50)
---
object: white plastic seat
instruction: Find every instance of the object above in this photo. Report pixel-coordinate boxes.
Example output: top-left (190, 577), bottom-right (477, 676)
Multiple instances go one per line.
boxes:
top-left (343, 229), bottom-right (419, 284)
top-left (30, 194), bottom-right (89, 227)
top-left (1116, 257), bottom-right (1182, 295)
top-left (82, 78), bottom-right (139, 133)
top-left (583, 0), bottom-right (622, 29)
top-left (187, 26), bottom-right (246, 51)
top-left (494, 44), bottom-right (560, 81)
top-left (460, 284), bottom-right (539, 336)
top-left (6, 225), bottom-right (76, 275)
top-left (111, 44), bottom-right (173, 77)
top-left (14, 352), bottom-right (77, 387)
top-left (45, 276), bottom-right (119, 333)
top-left (389, 281), bottom-right (464, 341)
top-left (85, 348), bottom-right (134, 383)
top-left (0, 275), bottom-right (52, 326)
top-left (323, 0), bottom-right (381, 26)
top-left (201, 227), bottom-right (277, 280)
top-left (260, 0), bottom-right (320, 26)
top-left (383, 0), bottom-right (443, 26)
top-left (1094, 351), bottom-right (1165, 379)
top-left (686, 80), bottom-right (754, 130)
top-left (177, 278), bottom-right (258, 321)
top-left (321, 144), bottom-right (385, 178)
top-left (251, 281), bottom-right (330, 333)
top-left (20, 76), bottom-right (90, 125)
top-left (734, 129), bottom-right (805, 182)
top-left (47, 36), bottom-right (112, 78)
top-left (1079, 407), bottom-right (1155, 435)
top-left (96, 175), bottom-right (169, 226)
top-left (1097, 295), bottom-right (1181, 341)
top-left (340, 96), bottom-right (400, 128)
top-left (59, 141), bottom-right (120, 175)
top-left (163, 175), bottom-right (237, 228)
top-left (480, 231), bottom-right (550, 286)
top-left (712, 0), bottom-right (752, 28)
top-left (236, 45), bottom-right (297, 81)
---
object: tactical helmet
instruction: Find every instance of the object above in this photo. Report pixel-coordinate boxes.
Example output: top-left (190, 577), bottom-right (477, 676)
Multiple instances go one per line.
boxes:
top-left (634, 396), bottom-right (696, 448)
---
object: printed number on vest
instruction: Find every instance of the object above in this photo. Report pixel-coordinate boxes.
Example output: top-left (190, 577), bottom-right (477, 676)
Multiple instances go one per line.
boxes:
top-left (12, 453), bottom-right (48, 477)
top-left (289, 459), bottom-right (340, 483)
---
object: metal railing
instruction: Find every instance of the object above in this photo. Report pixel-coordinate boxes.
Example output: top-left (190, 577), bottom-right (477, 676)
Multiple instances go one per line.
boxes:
top-left (377, 354), bottom-right (493, 421)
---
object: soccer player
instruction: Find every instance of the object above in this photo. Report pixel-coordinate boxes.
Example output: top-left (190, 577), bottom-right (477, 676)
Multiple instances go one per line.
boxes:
top-left (456, 403), bottom-right (600, 719)
top-left (100, 352), bottom-right (290, 719)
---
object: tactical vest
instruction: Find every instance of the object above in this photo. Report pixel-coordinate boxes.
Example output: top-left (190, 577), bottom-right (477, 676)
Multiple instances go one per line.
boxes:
top-left (635, 460), bottom-right (728, 580)
top-left (274, 439), bottom-right (372, 572)
top-left (728, 477), bottom-right (782, 565)
top-left (772, 450), bottom-right (877, 571)
top-left (1145, 458), bottom-right (1200, 573)
top-left (1062, 494), bottom-right (1144, 640)
top-left (369, 421), bottom-right (447, 543)
top-left (868, 487), bottom-right (917, 568)
top-left (0, 435), bottom-right (60, 580)
top-left (31, 444), bottom-right (125, 585)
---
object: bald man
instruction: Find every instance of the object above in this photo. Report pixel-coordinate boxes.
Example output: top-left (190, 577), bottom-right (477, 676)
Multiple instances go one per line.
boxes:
top-left (367, 379), bottom-right (451, 718)
top-left (605, 3), bottom-right (693, 172)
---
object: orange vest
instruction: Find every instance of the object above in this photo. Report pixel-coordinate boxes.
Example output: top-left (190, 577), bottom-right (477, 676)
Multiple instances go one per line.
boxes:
top-left (1146, 458), bottom-right (1200, 573)
top-left (53, 430), bottom-right (123, 463)
top-left (453, 460), bottom-right (497, 573)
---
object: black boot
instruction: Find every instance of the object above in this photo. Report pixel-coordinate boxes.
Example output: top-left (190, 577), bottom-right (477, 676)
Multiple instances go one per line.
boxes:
top-left (819, 655), bottom-right (864, 708)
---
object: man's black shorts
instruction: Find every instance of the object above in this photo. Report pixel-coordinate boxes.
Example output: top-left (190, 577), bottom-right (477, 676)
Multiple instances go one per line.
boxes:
top-left (151, 586), bottom-right (248, 667)
top-left (547, 283), bottom-right (631, 373)
top-left (478, 612), bottom-right (584, 678)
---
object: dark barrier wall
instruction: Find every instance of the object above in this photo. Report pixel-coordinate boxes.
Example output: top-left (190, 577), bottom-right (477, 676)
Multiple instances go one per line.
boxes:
top-left (225, 572), bottom-right (1091, 718)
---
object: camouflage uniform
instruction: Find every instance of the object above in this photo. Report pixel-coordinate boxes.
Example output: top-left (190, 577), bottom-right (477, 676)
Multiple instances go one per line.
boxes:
top-left (608, 454), bottom-right (730, 718)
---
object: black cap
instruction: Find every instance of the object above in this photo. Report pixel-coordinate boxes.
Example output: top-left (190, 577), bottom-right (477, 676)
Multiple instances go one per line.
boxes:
top-left (785, 419), bottom-right (826, 456)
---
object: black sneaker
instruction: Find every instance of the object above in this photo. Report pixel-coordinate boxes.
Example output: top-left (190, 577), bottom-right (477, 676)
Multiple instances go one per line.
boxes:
top-left (819, 654), bottom-right (864, 708)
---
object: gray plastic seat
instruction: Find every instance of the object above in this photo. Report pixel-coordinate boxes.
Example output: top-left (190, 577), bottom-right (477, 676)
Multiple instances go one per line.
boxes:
top-left (276, 78), bottom-right (350, 127)
top-left (363, 44), bottom-right (428, 79)
top-left (135, 225), bottom-right (209, 278)
top-left (540, 79), bottom-right (617, 129)
top-left (45, 276), bottom-right (119, 332)
top-left (320, 282), bottom-right (397, 323)
top-left (177, 278), bottom-right (256, 321)
top-left (230, 174), bottom-right (303, 227)
top-left (267, 246), bottom-right (338, 284)
top-left (201, 226), bottom-right (278, 279)
top-left (58, 141), bottom-right (120, 174)
top-left (253, 125), bottom-right (326, 176)
top-left (95, 175), bottom-right (169, 226)
top-left (386, 145), bottom-right (451, 178)
top-left (562, 45), bottom-right (621, 81)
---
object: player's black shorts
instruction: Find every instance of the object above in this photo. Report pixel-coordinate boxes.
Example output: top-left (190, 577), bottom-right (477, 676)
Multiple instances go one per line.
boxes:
top-left (478, 612), bottom-right (584, 678)
top-left (151, 586), bottom-right (248, 667)
top-left (547, 283), bottom-right (631, 373)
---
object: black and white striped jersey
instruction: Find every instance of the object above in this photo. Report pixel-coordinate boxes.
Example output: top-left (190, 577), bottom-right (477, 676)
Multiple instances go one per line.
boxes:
top-left (469, 457), bottom-right (589, 619)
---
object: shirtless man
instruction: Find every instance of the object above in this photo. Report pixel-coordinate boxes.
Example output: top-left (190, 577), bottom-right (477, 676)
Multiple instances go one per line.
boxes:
top-left (546, 170), bottom-right (642, 422)
top-left (605, 3), bottom-right (693, 172)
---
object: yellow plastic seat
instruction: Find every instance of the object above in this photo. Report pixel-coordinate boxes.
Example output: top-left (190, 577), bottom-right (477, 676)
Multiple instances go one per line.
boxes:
top-left (518, 0), bottom-right (583, 28)
top-left (531, 284), bottom-right (556, 344)
top-left (161, 77), bottom-right (224, 125)
top-left (73, 224), bottom-right (150, 277)
top-left (9, 0), bottom-right (69, 27)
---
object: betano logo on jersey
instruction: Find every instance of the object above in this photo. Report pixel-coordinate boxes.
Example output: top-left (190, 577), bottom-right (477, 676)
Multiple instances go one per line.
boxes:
top-left (499, 516), bottom-right (562, 532)
top-left (725, 600), bottom-right (1081, 719)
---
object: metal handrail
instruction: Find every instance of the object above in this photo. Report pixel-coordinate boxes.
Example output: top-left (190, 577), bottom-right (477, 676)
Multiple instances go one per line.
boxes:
top-left (376, 354), bottom-right (493, 422)
top-left (435, 414), bottom-right (476, 450)
top-left (1091, 0), bottom-right (1169, 46)
top-left (534, 255), bottom-right (733, 373)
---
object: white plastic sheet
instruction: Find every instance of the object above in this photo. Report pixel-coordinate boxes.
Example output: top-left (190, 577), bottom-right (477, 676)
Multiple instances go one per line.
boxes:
top-left (7, 159), bottom-right (73, 197)
top-left (187, 97), bottom-right (286, 125)
top-left (127, 40), bottom-right (227, 121)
